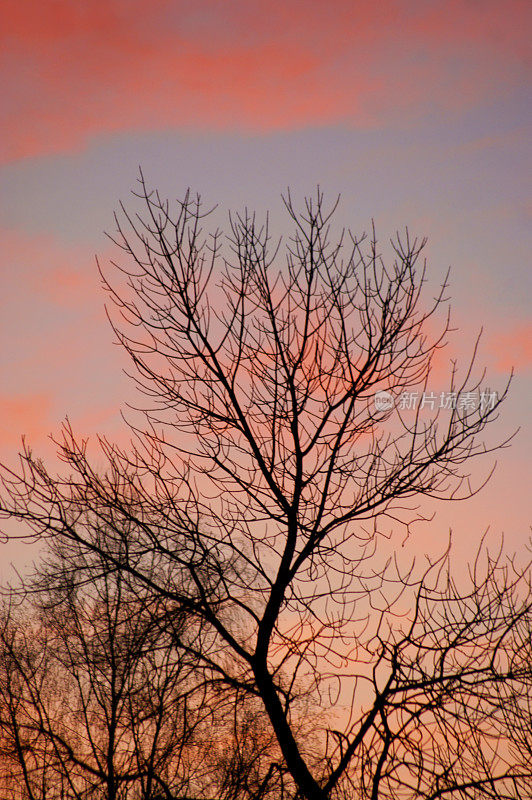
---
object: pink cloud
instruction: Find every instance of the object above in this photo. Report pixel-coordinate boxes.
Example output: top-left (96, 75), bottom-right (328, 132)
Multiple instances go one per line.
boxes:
top-left (0, 393), bottom-right (52, 453)
top-left (0, 228), bottom-right (99, 307)
top-left (1, 0), bottom-right (529, 162)
top-left (0, 228), bottom-right (127, 457)
top-left (410, 0), bottom-right (531, 61)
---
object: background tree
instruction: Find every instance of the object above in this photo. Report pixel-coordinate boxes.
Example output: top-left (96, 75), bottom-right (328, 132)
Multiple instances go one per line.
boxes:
top-left (0, 531), bottom-right (287, 799)
top-left (1, 180), bottom-right (529, 799)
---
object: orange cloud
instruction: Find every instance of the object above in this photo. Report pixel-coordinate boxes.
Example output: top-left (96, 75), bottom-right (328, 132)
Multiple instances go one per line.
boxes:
top-left (0, 390), bottom-right (129, 476)
top-left (490, 321), bottom-right (532, 373)
top-left (1, 0), bottom-right (529, 162)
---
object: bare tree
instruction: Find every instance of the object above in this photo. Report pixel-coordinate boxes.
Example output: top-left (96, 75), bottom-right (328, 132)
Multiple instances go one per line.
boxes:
top-left (323, 541), bottom-right (532, 798)
top-left (1, 180), bottom-right (529, 799)
top-left (0, 534), bottom-right (287, 799)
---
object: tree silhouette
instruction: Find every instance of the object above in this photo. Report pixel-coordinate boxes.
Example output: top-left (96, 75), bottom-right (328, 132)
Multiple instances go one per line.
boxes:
top-left (1, 180), bottom-right (530, 799)
top-left (0, 533), bottom-right (288, 799)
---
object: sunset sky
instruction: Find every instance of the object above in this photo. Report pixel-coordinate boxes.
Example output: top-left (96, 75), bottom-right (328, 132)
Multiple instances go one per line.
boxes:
top-left (1, 0), bottom-right (530, 575)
